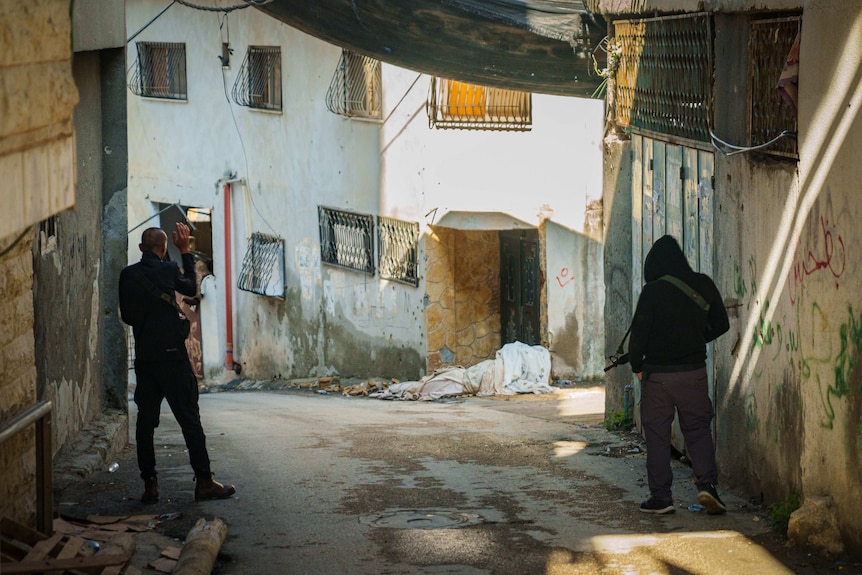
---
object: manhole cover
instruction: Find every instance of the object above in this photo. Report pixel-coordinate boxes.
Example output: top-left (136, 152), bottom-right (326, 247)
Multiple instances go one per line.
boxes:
top-left (367, 510), bottom-right (484, 529)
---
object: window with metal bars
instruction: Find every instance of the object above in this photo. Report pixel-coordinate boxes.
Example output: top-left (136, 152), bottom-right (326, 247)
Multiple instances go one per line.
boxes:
top-left (38, 215), bottom-right (57, 255)
top-left (237, 232), bottom-right (285, 298)
top-left (231, 46), bottom-right (282, 111)
top-left (614, 14), bottom-right (713, 143)
top-left (129, 42), bottom-right (187, 100)
top-left (377, 216), bottom-right (419, 286)
top-left (427, 77), bottom-right (532, 131)
top-left (318, 207), bottom-right (374, 275)
top-left (748, 16), bottom-right (800, 158)
top-left (326, 50), bottom-right (382, 120)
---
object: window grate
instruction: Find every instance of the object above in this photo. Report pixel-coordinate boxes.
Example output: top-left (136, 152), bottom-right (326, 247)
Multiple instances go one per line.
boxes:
top-left (129, 42), bottom-right (187, 100)
top-left (749, 16), bottom-right (800, 158)
top-left (318, 207), bottom-right (374, 274)
top-left (231, 46), bottom-right (282, 111)
top-left (427, 77), bottom-right (532, 131)
top-left (237, 232), bottom-right (285, 298)
top-left (377, 216), bottom-right (419, 286)
top-left (615, 14), bottom-right (713, 142)
top-left (326, 50), bottom-right (382, 119)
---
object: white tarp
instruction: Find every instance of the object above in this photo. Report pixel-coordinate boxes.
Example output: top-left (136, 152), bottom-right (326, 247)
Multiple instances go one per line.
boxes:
top-left (369, 342), bottom-right (555, 400)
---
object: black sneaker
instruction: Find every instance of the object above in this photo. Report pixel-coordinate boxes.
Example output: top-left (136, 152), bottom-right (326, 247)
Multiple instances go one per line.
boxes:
top-left (697, 483), bottom-right (727, 515)
top-left (640, 497), bottom-right (675, 514)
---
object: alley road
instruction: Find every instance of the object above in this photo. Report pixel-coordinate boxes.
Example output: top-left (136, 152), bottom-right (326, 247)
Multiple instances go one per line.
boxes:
top-left (58, 389), bottom-right (839, 574)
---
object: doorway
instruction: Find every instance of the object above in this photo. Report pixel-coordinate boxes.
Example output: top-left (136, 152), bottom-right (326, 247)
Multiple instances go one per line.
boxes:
top-left (499, 229), bottom-right (540, 346)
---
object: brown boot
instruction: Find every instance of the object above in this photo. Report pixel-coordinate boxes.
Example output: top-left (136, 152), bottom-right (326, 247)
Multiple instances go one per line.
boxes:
top-left (194, 473), bottom-right (236, 501)
top-left (141, 476), bottom-right (159, 504)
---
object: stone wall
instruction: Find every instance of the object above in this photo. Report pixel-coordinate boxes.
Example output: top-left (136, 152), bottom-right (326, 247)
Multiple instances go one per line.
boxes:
top-left (425, 227), bottom-right (501, 371)
top-left (0, 233), bottom-right (37, 524)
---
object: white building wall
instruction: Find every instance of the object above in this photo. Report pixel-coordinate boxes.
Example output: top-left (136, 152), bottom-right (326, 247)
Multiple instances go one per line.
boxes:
top-left (127, 0), bottom-right (425, 381)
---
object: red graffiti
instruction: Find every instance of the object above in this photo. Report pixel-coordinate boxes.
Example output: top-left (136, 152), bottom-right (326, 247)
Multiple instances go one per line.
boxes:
top-left (556, 267), bottom-right (574, 288)
top-left (790, 215), bottom-right (846, 305)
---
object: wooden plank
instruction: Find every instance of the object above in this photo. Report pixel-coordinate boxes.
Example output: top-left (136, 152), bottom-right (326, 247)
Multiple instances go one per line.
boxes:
top-left (55, 535), bottom-right (85, 560)
top-left (0, 553), bottom-right (130, 574)
top-left (1, 517), bottom-right (46, 546)
top-left (22, 532), bottom-right (63, 562)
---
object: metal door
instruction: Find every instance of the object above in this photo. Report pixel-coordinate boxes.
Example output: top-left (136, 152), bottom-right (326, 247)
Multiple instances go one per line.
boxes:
top-left (500, 229), bottom-right (540, 345)
top-left (632, 135), bottom-right (715, 450)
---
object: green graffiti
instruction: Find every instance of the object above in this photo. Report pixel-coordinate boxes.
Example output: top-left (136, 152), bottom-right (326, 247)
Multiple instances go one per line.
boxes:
top-left (733, 260), bottom-right (747, 299)
top-left (787, 327), bottom-right (799, 353)
top-left (819, 306), bottom-right (862, 429)
top-left (753, 299), bottom-right (774, 349)
top-left (744, 393), bottom-right (758, 431)
top-left (748, 256), bottom-right (758, 299)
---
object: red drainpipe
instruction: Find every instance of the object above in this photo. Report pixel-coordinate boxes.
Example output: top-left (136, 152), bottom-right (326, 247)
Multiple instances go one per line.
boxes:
top-left (223, 182), bottom-right (234, 370)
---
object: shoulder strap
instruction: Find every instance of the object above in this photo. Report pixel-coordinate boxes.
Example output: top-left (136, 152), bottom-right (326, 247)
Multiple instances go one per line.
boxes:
top-left (136, 269), bottom-right (184, 315)
top-left (659, 275), bottom-right (710, 312)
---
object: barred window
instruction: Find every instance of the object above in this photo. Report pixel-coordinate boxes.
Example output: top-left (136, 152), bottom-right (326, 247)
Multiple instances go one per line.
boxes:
top-left (326, 50), bottom-right (382, 120)
top-left (318, 207), bottom-right (374, 274)
top-left (427, 77), bottom-right (532, 131)
top-left (749, 16), bottom-right (801, 158)
top-left (130, 42), bottom-right (187, 100)
top-left (237, 232), bottom-right (285, 298)
top-left (232, 46), bottom-right (282, 111)
top-left (614, 14), bottom-right (712, 143)
top-left (377, 216), bottom-right (419, 286)
top-left (39, 215), bottom-right (58, 255)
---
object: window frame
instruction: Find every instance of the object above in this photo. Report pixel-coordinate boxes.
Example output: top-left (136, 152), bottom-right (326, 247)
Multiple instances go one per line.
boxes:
top-left (135, 42), bottom-right (187, 101)
top-left (427, 77), bottom-right (532, 131)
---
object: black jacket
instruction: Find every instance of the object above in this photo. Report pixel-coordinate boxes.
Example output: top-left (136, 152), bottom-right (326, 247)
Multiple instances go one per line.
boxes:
top-left (628, 235), bottom-right (729, 374)
top-left (119, 251), bottom-right (197, 362)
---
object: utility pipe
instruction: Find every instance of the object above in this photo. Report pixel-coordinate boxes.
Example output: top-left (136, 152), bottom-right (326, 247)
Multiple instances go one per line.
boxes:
top-left (223, 182), bottom-right (234, 370)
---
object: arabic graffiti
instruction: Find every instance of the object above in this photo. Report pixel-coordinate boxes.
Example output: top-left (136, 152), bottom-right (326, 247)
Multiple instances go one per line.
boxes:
top-left (790, 215), bottom-right (846, 305)
top-left (819, 306), bottom-right (862, 430)
top-left (555, 267), bottom-right (574, 288)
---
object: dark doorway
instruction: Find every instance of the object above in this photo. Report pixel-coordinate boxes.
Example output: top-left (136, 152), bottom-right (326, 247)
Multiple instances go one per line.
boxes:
top-left (499, 229), bottom-right (539, 345)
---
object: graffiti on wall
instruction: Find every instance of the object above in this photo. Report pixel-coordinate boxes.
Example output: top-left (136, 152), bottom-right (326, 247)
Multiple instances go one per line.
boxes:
top-left (818, 306), bottom-right (862, 430)
top-left (555, 267), bottom-right (574, 288)
top-left (789, 215), bottom-right (846, 305)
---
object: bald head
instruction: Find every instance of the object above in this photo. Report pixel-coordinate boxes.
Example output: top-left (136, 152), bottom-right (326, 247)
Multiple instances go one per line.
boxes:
top-left (140, 228), bottom-right (168, 258)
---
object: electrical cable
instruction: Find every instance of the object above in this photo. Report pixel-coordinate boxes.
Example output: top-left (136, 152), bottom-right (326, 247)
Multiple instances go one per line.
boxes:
top-left (380, 73), bottom-right (423, 126)
top-left (710, 129), bottom-right (797, 156)
top-left (218, 23), bottom-right (278, 237)
top-left (176, 0), bottom-right (263, 12)
top-left (127, 0), bottom-right (176, 44)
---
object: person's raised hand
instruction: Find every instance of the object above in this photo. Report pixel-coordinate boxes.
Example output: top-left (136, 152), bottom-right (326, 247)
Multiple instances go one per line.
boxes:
top-left (173, 222), bottom-right (191, 254)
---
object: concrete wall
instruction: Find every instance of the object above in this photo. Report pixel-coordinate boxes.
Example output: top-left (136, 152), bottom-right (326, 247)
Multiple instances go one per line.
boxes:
top-left (33, 42), bottom-right (129, 457)
top-left (600, 0), bottom-right (862, 555)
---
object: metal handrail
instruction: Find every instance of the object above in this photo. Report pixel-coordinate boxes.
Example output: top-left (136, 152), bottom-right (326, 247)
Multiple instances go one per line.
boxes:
top-left (0, 400), bottom-right (53, 535)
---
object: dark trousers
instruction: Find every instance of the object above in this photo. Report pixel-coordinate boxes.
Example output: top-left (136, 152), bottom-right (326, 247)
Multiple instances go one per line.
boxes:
top-left (641, 367), bottom-right (717, 499)
top-left (134, 359), bottom-right (210, 480)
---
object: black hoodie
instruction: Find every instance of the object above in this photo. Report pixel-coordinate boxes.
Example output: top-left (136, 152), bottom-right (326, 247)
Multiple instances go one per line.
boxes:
top-left (628, 235), bottom-right (729, 373)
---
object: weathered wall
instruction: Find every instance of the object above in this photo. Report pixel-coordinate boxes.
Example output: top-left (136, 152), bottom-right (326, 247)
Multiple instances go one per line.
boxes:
top-left (602, 135), bottom-right (633, 416)
top-left (126, 2), bottom-right (426, 382)
top-left (0, 233), bottom-right (37, 524)
top-left (425, 227), bottom-right (501, 371)
top-left (34, 51), bottom-right (106, 455)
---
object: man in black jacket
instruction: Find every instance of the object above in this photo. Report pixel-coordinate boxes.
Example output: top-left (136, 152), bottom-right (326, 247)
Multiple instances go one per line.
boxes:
top-left (120, 223), bottom-right (235, 503)
top-left (628, 235), bottom-right (730, 515)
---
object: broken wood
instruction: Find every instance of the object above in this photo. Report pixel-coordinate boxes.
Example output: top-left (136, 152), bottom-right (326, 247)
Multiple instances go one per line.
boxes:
top-left (0, 532), bottom-right (134, 574)
top-left (172, 517), bottom-right (227, 575)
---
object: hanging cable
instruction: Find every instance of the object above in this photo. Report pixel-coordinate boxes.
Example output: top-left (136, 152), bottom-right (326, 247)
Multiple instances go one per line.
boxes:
top-left (127, 0), bottom-right (176, 44)
top-left (710, 129), bottom-right (797, 156)
top-left (176, 0), bottom-right (263, 12)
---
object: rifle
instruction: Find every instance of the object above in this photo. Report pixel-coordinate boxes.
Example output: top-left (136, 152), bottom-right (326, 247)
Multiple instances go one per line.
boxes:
top-left (604, 323), bottom-right (632, 372)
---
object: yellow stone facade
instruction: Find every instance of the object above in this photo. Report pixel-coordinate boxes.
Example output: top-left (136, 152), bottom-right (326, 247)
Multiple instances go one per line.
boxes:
top-left (425, 227), bottom-right (501, 371)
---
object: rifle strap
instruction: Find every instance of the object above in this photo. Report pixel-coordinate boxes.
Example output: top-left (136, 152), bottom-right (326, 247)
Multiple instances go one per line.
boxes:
top-left (658, 275), bottom-right (710, 312)
top-left (136, 269), bottom-right (184, 315)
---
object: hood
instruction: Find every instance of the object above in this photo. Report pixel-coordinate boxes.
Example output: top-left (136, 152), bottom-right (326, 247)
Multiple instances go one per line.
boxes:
top-left (643, 235), bottom-right (693, 282)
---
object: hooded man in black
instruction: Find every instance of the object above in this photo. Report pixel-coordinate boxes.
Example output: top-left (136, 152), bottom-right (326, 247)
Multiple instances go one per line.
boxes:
top-left (628, 235), bottom-right (729, 514)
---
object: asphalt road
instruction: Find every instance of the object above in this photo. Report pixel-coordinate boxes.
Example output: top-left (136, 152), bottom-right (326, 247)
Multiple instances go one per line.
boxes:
top-left (55, 387), bottom-right (856, 574)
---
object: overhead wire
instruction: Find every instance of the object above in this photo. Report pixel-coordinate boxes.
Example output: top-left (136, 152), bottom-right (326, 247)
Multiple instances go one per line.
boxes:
top-left (710, 129), bottom-right (797, 156)
top-left (217, 13), bottom-right (279, 238)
